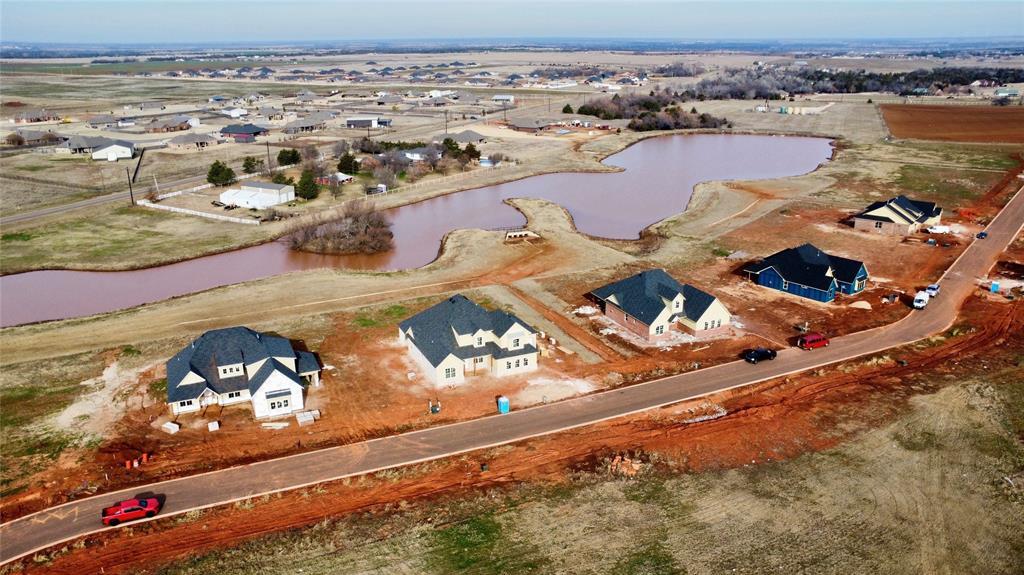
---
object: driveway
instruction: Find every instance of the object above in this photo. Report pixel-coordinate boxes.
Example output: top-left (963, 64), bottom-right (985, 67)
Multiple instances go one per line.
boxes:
top-left (2, 184), bottom-right (1021, 566)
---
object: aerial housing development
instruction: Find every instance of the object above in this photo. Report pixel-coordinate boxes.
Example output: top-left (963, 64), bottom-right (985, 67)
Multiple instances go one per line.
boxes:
top-left (1, 1), bottom-right (1023, 573)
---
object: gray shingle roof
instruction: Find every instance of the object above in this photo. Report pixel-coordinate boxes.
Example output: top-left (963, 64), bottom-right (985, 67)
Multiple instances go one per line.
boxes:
top-left (398, 295), bottom-right (536, 367)
top-left (590, 269), bottom-right (716, 325)
top-left (165, 326), bottom-right (316, 403)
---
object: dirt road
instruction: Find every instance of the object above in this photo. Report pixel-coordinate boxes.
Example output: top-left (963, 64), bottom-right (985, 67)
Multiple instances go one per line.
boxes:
top-left (1, 185), bottom-right (1021, 566)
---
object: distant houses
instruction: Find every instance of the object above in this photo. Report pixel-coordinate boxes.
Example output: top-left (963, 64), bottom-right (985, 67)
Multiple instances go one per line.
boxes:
top-left (168, 133), bottom-right (220, 150)
top-left (742, 243), bottom-right (868, 303)
top-left (165, 326), bottom-right (320, 418)
top-left (146, 115), bottom-right (200, 133)
top-left (433, 130), bottom-right (486, 144)
top-left (55, 135), bottom-right (134, 160)
top-left (398, 295), bottom-right (539, 384)
top-left (220, 123), bottom-right (269, 143)
top-left (589, 269), bottom-right (732, 342)
top-left (851, 195), bottom-right (942, 236)
top-left (219, 181), bottom-right (295, 209)
top-left (283, 112), bottom-right (332, 134)
top-left (12, 108), bottom-right (59, 124)
top-left (346, 116), bottom-right (392, 129)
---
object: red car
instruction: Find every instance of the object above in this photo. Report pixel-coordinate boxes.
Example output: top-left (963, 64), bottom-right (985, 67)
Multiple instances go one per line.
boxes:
top-left (101, 498), bottom-right (162, 526)
top-left (797, 332), bottom-right (830, 350)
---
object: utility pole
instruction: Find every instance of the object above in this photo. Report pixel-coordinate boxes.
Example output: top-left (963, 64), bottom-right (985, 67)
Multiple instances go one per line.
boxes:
top-left (125, 168), bottom-right (135, 205)
top-left (444, 109), bottom-right (449, 134)
top-left (265, 141), bottom-right (273, 175)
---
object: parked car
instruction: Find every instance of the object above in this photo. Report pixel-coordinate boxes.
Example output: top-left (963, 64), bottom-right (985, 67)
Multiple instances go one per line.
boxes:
top-left (976, 231), bottom-right (988, 239)
top-left (797, 332), bottom-right (830, 350)
top-left (742, 347), bottom-right (778, 364)
top-left (926, 283), bottom-right (941, 298)
top-left (913, 291), bottom-right (930, 310)
top-left (101, 498), bottom-right (162, 526)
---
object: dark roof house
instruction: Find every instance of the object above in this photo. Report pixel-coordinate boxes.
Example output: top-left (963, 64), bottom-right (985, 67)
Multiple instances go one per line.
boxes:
top-left (742, 243), bottom-right (868, 302)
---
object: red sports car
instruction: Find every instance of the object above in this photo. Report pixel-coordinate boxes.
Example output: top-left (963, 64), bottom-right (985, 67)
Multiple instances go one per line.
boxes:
top-left (101, 498), bottom-right (162, 526)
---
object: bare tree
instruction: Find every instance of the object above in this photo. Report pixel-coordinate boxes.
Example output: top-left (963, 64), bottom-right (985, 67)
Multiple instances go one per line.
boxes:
top-left (373, 166), bottom-right (397, 189)
top-left (331, 139), bottom-right (350, 157)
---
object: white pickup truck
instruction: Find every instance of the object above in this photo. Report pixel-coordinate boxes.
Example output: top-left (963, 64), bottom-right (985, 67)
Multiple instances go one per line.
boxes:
top-left (926, 225), bottom-right (952, 234)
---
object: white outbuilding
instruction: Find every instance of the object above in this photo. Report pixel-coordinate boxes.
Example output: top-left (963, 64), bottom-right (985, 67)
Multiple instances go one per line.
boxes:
top-left (219, 181), bottom-right (295, 209)
top-left (91, 141), bottom-right (135, 162)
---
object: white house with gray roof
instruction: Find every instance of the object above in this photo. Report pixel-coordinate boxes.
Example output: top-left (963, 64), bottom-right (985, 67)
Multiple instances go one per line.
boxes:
top-left (398, 295), bottom-right (539, 384)
top-left (166, 326), bottom-right (320, 418)
top-left (589, 269), bottom-right (731, 342)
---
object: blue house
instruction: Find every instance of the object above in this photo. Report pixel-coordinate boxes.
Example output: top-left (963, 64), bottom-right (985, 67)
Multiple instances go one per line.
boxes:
top-left (742, 243), bottom-right (868, 303)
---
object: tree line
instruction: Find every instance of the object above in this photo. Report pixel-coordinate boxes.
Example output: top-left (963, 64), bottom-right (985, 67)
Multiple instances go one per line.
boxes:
top-left (576, 90), bottom-right (729, 131)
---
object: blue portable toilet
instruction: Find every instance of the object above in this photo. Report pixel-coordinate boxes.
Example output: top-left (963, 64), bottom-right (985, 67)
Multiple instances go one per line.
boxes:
top-left (991, 281), bottom-right (1000, 293)
top-left (497, 395), bottom-right (510, 414)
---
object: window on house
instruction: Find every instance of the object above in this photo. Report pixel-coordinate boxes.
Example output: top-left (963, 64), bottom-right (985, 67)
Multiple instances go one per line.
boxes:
top-left (523, 357), bottom-right (529, 366)
top-left (704, 321), bottom-right (709, 330)
top-left (782, 280), bottom-right (789, 290)
top-left (180, 400), bottom-right (193, 407)
top-left (282, 399), bottom-right (289, 408)
top-left (506, 361), bottom-right (512, 369)
top-left (227, 391), bottom-right (241, 399)
top-left (475, 357), bottom-right (485, 364)
top-left (874, 221), bottom-right (883, 229)
top-left (655, 325), bottom-right (664, 335)
top-left (515, 359), bottom-right (520, 368)
top-left (444, 367), bottom-right (456, 379)
top-left (674, 300), bottom-right (680, 309)
top-left (716, 319), bottom-right (722, 328)
top-left (475, 336), bottom-right (483, 347)
top-left (512, 338), bottom-right (520, 348)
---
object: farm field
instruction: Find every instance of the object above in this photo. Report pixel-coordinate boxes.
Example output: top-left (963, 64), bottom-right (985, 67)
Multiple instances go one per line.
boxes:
top-left (880, 104), bottom-right (1024, 143)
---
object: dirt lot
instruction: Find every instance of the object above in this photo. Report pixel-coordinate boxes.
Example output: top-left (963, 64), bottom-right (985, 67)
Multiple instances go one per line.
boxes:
top-left (12, 293), bottom-right (1022, 574)
top-left (880, 104), bottom-right (1024, 143)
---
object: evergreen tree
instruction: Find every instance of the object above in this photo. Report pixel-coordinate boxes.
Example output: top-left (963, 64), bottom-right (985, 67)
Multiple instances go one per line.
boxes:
top-left (562, 103), bottom-right (574, 114)
top-left (337, 153), bottom-right (359, 174)
top-left (277, 148), bottom-right (301, 166)
top-left (206, 160), bottom-right (236, 186)
top-left (295, 169), bottom-right (319, 200)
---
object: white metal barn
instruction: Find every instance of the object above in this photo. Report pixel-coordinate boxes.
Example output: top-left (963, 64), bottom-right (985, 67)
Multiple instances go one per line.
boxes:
top-left (91, 142), bottom-right (135, 162)
top-left (219, 181), bottom-right (295, 209)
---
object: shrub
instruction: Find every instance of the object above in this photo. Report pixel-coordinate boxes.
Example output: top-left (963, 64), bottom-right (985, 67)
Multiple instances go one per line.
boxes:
top-left (277, 148), bottom-right (301, 166)
top-left (206, 160), bottom-right (236, 186)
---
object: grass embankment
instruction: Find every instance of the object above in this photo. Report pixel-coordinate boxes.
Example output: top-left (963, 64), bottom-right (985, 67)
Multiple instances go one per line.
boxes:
top-left (154, 366), bottom-right (1024, 575)
top-left (0, 206), bottom-right (268, 274)
top-left (0, 353), bottom-right (104, 497)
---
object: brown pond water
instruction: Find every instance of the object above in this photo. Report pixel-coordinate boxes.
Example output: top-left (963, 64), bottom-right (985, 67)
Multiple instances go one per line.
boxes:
top-left (0, 134), bottom-right (832, 327)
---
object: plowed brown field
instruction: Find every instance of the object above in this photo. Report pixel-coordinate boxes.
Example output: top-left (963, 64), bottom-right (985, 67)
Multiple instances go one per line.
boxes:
top-left (880, 104), bottom-right (1024, 143)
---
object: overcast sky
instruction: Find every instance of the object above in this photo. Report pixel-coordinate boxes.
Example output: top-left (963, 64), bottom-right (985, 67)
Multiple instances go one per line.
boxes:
top-left (2, 1), bottom-right (1022, 44)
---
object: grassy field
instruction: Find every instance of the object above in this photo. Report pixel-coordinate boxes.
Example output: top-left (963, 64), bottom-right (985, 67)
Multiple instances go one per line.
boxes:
top-left (155, 369), bottom-right (1024, 575)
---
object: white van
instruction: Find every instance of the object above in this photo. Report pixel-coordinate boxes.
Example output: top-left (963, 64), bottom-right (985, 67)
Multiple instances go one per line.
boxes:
top-left (913, 291), bottom-right (930, 309)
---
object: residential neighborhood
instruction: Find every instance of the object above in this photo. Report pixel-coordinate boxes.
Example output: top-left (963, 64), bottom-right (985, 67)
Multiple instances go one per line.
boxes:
top-left (1, 4), bottom-right (1023, 573)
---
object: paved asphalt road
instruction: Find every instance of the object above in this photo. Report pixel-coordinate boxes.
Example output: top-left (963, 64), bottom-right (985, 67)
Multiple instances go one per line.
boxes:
top-left (2, 185), bottom-right (1021, 565)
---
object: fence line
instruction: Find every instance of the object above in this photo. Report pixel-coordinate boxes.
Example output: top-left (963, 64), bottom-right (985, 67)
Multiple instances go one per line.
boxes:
top-left (138, 199), bottom-right (261, 225)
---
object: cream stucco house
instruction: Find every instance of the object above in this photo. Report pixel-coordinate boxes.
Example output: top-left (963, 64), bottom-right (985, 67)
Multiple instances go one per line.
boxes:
top-left (166, 327), bottom-right (320, 418)
top-left (398, 295), bottom-right (539, 384)
top-left (852, 195), bottom-right (942, 236)
top-left (589, 269), bottom-right (732, 342)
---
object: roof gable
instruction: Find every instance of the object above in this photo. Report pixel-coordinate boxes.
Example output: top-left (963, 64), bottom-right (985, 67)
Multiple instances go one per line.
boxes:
top-left (591, 269), bottom-right (716, 325)
top-left (399, 295), bottom-right (536, 367)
